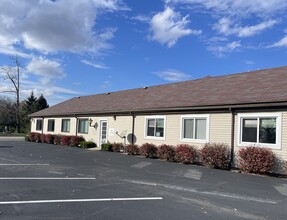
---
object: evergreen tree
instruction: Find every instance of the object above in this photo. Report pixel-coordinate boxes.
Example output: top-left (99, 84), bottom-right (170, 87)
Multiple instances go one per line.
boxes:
top-left (35, 94), bottom-right (49, 111)
top-left (23, 91), bottom-right (37, 113)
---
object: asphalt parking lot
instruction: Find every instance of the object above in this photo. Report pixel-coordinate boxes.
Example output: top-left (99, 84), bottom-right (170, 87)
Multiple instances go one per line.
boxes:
top-left (0, 141), bottom-right (286, 220)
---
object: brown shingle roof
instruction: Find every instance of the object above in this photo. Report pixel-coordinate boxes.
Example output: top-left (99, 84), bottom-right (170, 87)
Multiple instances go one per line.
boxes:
top-left (30, 66), bottom-right (287, 117)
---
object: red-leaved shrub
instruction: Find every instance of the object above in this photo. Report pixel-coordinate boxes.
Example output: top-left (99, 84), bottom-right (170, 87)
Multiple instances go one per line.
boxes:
top-left (175, 144), bottom-right (197, 164)
top-left (40, 134), bottom-right (46, 143)
top-left (34, 133), bottom-right (41, 142)
top-left (28, 132), bottom-right (37, 142)
top-left (125, 144), bottom-right (140, 155)
top-left (45, 134), bottom-right (54, 144)
top-left (112, 142), bottom-right (124, 152)
top-left (61, 135), bottom-right (71, 146)
top-left (238, 147), bottom-right (275, 174)
top-left (140, 143), bottom-right (158, 158)
top-left (53, 135), bottom-right (62, 145)
top-left (200, 143), bottom-right (230, 169)
top-left (157, 144), bottom-right (175, 162)
top-left (70, 136), bottom-right (85, 147)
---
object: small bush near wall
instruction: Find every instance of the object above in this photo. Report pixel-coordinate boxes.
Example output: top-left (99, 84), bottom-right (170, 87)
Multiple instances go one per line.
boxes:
top-left (40, 134), bottom-right (46, 143)
top-left (200, 143), bottom-right (230, 169)
top-left (34, 133), bottom-right (41, 142)
top-left (28, 132), bottom-right (37, 142)
top-left (101, 142), bottom-right (113, 151)
top-left (125, 144), bottom-right (140, 155)
top-left (112, 142), bottom-right (124, 152)
top-left (45, 134), bottom-right (54, 144)
top-left (61, 136), bottom-right (71, 146)
top-left (174, 144), bottom-right (197, 164)
top-left (53, 135), bottom-right (62, 145)
top-left (238, 147), bottom-right (275, 174)
top-left (157, 144), bottom-right (175, 162)
top-left (79, 141), bottom-right (97, 148)
top-left (70, 136), bottom-right (85, 147)
top-left (140, 143), bottom-right (158, 158)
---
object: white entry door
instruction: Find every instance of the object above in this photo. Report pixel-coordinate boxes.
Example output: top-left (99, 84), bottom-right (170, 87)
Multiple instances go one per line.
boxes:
top-left (99, 120), bottom-right (108, 147)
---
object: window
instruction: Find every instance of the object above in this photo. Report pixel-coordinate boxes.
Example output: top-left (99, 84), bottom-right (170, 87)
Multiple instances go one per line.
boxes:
top-left (61, 119), bottom-right (70, 132)
top-left (36, 119), bottom-right (43, 131)
top-left (47, 119), bottom-right (55, 132)
top-left (145, 116), bottom-right (165, 139)
top-left (181, 115), bottom-right (209, 142)
top-left (238, 113), bottom-right (281, 149)
top-left (78, 119), bottom-right (89, 134)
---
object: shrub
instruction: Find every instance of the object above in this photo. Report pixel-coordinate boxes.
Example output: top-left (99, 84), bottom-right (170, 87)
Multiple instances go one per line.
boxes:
top-left (125, 144), bottom-right (140, 155)
top-left (61, 135), bottom-right (71, 146)
top-left (175, 144), bottom-right (197, 164)
top-left (28, 132), bottom-right (37, 142)
top-left (200, 143), bottom-right (230, 169)
top-left (79, 141), bottom-right (97, 148)
top-left (70, 136), bottom-right (85, 147)
top-left (157, 144), bottom-right (175, 162)
top-left (53, 135), bottom-right (62, 145)
top-left (238, 147), bottom-right (275, 174)
top-left (101, 142), bottom-right (113, 151)
top-left (112, 142), bottom-right (124, 152)
top-left (139, 143), bottom-right (158, 158)
top-left (25, 135), bottom-right (30, 142)
top-left (45, 134), bottom-right (54, 144)
top-left (40, 134), bottom-right (46, 143)
top-left (34, 133), bottom-right (41, 142)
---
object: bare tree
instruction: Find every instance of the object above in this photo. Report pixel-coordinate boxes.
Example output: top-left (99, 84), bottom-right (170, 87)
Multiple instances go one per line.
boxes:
top-left (1, 55), bottom-right (21, 133)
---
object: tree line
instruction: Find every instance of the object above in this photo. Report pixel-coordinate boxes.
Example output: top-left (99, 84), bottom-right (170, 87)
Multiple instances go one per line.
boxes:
top-left (1, 55), bottom-right (49, 134)
top-left (0, 92), bottom-right (48, 133)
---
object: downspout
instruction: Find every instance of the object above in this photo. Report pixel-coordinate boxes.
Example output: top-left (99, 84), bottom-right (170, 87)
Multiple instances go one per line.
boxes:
top-left (75, 115), bottom-right (78, 137)
top-left (41, 117), bottom-right (44, 134)
top-left (229, 109), bottom-right (235, 168)
top-left (131, 112), bottom-right (135, 144)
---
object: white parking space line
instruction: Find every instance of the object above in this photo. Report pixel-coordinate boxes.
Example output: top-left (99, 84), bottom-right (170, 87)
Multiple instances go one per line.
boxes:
top-left (0, 197), bottom-right (163, 205)
top-left (0, 177), bottom-right (96, 180)
top-left (0, 164), bottom-right (50, 166)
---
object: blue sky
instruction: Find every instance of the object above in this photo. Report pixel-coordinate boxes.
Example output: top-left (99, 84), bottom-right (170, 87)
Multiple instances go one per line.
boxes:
top-left (0, 0), bottom-right (287, 105)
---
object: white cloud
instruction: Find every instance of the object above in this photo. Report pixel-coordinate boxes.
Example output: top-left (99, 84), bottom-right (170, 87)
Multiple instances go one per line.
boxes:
top-left (26, 57), bottom-right (65, 84)
top-left (214, 17), bottom-right (278, 37)
top-left (81, 60), bottom-right (109, 69)
top-left (154, 69), bottom-right (192, 82)
top-left (149, 7), bottom-right (201, 48)
top-left (0, 0), bottom-right (121, 54)
top-left (270, 36), bottom-right (287, 47)
top-left (131, 15), bottom-right (150, 23)
top-left (208, 40), bottom-right (241, 57)
top-left (166, 0), bottom-right (287, 18)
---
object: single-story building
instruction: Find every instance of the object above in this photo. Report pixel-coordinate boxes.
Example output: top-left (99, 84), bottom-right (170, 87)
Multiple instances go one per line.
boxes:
top-left (30, 66), bottom-right (287, 172)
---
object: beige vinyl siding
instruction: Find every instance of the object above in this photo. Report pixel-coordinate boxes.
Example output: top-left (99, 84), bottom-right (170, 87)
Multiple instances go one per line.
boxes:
top-left (209, 113), bottom-right (232, 145)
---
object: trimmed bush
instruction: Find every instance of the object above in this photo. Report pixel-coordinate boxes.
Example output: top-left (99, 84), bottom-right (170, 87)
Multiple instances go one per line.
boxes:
top-left (61, 135), bottom-right (71, 146)
top-left (40, 134), bottom-right (46, 143)
top-left (45, 134), bottom-right (54, 144)
top-left (112, 142), bottom-right (124, 152)
top-left (238, 147), bottom-right (275, 174)
top-left (34, 133), bottom-right (41, 142)
top-left (140, 143), bottom-right (158, 158)
top-left (27, 132), bottom-right (37, 142)
top-left (157, 144), bottom-right (175, 162)
top-left (101, 142), bottom-right (113, 151)
top-left (53, 135), bottom-right (62, 145)
top-left (125, 144), bottom-right (140, 155)
top-left (79, 141), bottom-right (97, 148)
top-left (175, 144), bottom-right (197, 164)
top-left (200, 143), bottom-right (230, 169)
top-left (70, 136), bottom-right (85, 147)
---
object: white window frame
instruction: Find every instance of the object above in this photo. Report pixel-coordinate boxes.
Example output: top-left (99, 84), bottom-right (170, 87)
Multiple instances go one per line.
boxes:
top-left (238, 113), bottom-right (281, 149)
top-left (78, 118), bottom-right (89, 134)
top-left (180, 114), bottom-right (209, 143)
top-left (144, 116), bottom-right (166, 140)
top-left (61, 119), bottom-right (70, 133)
top-left (47, 119), bottom-right (55, 132)
top-left (36, 119), bottom-right (43, 131)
